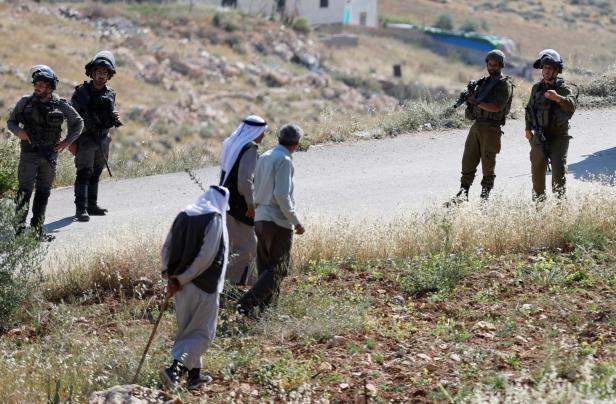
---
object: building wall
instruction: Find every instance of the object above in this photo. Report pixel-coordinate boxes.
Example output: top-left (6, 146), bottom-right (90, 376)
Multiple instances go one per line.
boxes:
top-left (345, 0), bottom-right (377, 28)
top-left (286, 0), bottom-right (347, 25)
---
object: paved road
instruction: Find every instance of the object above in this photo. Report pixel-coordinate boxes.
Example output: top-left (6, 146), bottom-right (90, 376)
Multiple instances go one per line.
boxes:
top-left (43, 108), bottom-right (616, 254)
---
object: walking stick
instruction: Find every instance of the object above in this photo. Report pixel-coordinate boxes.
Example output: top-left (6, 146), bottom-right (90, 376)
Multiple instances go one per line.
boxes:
top-left (132, 293), bottom-right (170, 384)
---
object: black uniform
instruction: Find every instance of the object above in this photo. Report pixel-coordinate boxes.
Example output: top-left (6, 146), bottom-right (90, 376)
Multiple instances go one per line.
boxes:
top-left (70, 81), bottom-right (118, 213)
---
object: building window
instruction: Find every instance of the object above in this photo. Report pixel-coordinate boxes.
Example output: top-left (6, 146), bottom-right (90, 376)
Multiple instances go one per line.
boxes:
top-left (320, 0), bottom-right (329, 8)
top-left (360, 12), bottom-right (367, 26)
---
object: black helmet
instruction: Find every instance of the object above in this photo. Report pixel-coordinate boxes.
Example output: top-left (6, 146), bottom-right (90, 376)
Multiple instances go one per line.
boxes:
top-left (485, 49), bottom-right (506, 68)
top-left (30, 65), bottom-right (58, 90)
top-left (533, 49), bottom-right (563, 73)
top-left (85, 51), bottom-right (116, 79)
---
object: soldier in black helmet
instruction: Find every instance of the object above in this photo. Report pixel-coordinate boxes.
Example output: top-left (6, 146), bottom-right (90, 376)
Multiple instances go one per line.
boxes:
top-left (70, 51), bottom-right (122, 222)
top-left (447, 49), bottom-right (514, 206)
top-left (525, 49), bottom-right (577, 201)
top-left (6, 65), bottom-right (84, 241)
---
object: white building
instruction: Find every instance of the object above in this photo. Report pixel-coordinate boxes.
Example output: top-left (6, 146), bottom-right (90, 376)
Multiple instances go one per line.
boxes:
top-left (197, 0), bottom-right (379, 27)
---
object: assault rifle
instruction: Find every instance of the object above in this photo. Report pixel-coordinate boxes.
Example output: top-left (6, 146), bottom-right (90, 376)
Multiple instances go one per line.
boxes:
top-left (453, 80), bottom-right (478, 108)
top-left (28, 131), bottom-right (58, 170)
top-left (529, 107), bottom-right (551, 172)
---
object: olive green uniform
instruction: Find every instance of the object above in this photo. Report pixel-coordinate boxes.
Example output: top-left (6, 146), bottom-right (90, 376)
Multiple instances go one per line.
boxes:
top-left (525, 79), bottom-right (576, 198)
top-left (461, 74), bottom-right (513, 190)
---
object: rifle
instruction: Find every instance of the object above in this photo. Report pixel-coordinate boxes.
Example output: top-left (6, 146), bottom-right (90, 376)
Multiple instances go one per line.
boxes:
top-left (529, 106), bottom-right (551, 172)
top-left (97, 129), bottom-right (113, 178)
top-left (28, 130), bottom-right (58, 170)
top-left (453, 80), bottom-right (478, 108)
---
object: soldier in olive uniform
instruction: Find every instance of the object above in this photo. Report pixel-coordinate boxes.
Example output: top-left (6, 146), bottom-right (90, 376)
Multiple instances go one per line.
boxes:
top-left (70, 51), bottom-right (121, 222)
top-left (448, 50), bottom-right (514, 204)
top-left (525, 49), bottom-right (577, 201)
top-left (7, 65), bottom-right (84, 241)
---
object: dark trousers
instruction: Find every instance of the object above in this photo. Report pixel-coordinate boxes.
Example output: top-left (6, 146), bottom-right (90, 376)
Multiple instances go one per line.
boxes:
top-left (238, 221), bottom-right (293, 313)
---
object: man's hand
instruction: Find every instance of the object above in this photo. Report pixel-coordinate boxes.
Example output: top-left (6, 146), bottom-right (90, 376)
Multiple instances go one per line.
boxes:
top-left (54, 140), bottom-right (69, 153)
top-left (246, 204), bottom-right (256, 219)
top-left (466, 94), bottom-right (477, 105)
top-left (112, 110), bottom-right (120, 120)
top-left (525, 130), bottom-right (533, 141)
top-left (295, 224), bottom-right (305, 235)
top-left (544, 90), bottom-right (561, 102)
top-left (17, 130), bottom-right (30, 143)
top-left (166, 277), bottom-right (182, 298)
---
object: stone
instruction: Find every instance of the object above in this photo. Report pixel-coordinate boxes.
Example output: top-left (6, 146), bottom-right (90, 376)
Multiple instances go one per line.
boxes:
top-left (87, 385), bottom-right (180, 404)
top-left (328, 335), bottom-right (346, 348)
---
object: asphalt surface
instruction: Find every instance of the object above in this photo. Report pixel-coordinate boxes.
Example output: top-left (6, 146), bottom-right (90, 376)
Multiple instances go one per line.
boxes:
top-left (42, 108), bottom-right (616, 254)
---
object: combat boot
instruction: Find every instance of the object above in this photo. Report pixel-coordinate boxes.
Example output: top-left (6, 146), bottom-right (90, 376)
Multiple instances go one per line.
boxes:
top-left (186, 368), bottom-right (213, 391)
top-left (444, 185), bottom-right (469, 208)
top-left (74, 183), bottom-right (90, 222)
top-left (160, 360), bottom-right (187, 390)
top-left (87, 182), bottom-right (108, 215)
top-left (480, 186), bottom-right (491, 201)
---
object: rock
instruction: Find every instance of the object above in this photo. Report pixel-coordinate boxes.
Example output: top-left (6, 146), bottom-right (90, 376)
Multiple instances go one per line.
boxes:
top-left (392, 295), bottom-right (406, 305)
top-left (262, 71), bottom-right (289, 87)
top-left (292, 51), bottom-right (320, 70)
top-left (365, 383), bottom-right (377, 396)
top-left (417, 353), bottom-right (432, 361)
top-left (318, 362), bottom-right (333, 371)
top-left (328, 335), bottom-right (346, 348)
top-left (521, 304), bottom-right (532, 311)
top-left (87, 385), bottom-right (180, 404)
top-left (450, 353), bottom-right (462, 362)
top-left (515, 335), bottom-right (529, 344)
top-left (239, 383), bottom-right (252, 394)
top-left (273, 42), bottom-right (294, 61)
top-left (474, 321), bottom-right (497, 331)
top-left (339, 383), bottom-right (350, 390)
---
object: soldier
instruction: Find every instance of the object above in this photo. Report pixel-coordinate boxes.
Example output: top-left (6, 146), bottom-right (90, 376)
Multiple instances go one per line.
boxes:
top-left (447, 50), bottom-right (514, 205)
top-left (525, 49), bottom-right (577, 201)
top-left (6, 65), bottom-right (84, 241)
top-left (70, 51), bottom-right (121, 222)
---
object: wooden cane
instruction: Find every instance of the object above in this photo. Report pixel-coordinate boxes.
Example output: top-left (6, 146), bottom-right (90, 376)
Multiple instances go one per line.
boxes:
top-left (132, 293), bottom-right (170, 384)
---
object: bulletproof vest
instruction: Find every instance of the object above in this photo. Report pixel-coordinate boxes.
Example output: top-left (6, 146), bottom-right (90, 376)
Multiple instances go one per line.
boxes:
top-left (466, 75), bottom-right (513, 126)
top-left (165, 212), bottom-right (226, 294)
top-left (73, 82), bottom-right (116, 137)
top-left (20, 95), bottom-right (64, 150)
top-left (221, 143), bottom-right (254, 226)
top-left (531, 79), bottom-right (573, 129)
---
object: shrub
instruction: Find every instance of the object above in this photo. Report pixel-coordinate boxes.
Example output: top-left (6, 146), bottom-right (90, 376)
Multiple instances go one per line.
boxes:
top-left (0, 198), bottom-right (45, 332)
top-left (434, 14), bottom-right (453, 30)
top-left (382, 98), bottom-right (466, 136)
top-left (292, 17), bottom-right (311, 35)
top-left (459, 19), bottom-right (478, 33)
top-left (0, 137), bottom-right (19, 198)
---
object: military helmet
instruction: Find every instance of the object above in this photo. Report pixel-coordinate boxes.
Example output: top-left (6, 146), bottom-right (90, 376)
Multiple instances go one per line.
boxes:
top-left (85, 50), bottom-right (116, 79)
top-left (485, 49), bottom-right (506, 67)
top-left (30, 64), bottom-right (58, 90)
top-left (533, 49), bottom-right (563, 72)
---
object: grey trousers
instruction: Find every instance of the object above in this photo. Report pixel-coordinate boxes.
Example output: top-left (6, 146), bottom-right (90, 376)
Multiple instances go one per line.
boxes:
top-left (225, 214), bottom-right (257, 286)
top-left (172, 283), bottom-right (219, 370)
top-left (75, 136), bottom-right (110, 176)
top-left (18, 151), bottom-right (56, 193)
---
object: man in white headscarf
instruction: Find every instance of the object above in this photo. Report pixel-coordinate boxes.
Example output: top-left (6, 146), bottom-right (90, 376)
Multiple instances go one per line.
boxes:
top-left (160, 185), bottom-right (229, 391)
top-left (219, 115), bottom-right (268, 286)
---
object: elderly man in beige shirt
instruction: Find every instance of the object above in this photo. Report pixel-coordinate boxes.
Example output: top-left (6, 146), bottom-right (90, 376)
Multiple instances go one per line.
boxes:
top-left (237, 124), bottom-right (305, 316)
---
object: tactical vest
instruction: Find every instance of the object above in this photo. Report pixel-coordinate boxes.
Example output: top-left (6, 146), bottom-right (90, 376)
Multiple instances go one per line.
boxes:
top-left (466, 75), bottom-right (513, 126)
top-left (19, 95), bottom-right (64, 152)
top-left (221, 143), bottom-right (255, 226)
top-left (72, 82), bottom-right (116, 138)
top-left (166, 212), bottom-right (226, 294)
top-left (531, 79), bottom-right (573, 130)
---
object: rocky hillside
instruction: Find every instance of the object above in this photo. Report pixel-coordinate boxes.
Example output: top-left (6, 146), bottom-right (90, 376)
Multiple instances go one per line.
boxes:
top-left (381, 0), bottom-right (616, 68)
top-left (0, 2), bottom-right (402, 161)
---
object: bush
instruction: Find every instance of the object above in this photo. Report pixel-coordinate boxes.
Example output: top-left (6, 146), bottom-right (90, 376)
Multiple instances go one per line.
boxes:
top-left (459, 19), bottom-right (478, 33)
top-left (0, 199), bottom-right (45, 332)
top-left (382, 98), bottom-right (466, 136)
top-left (292, 17), bottom-right (311, 35)
top-left (0, 137), bottom-right (20, 198)
top-left (434, 14), bottom-right (453, 30)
